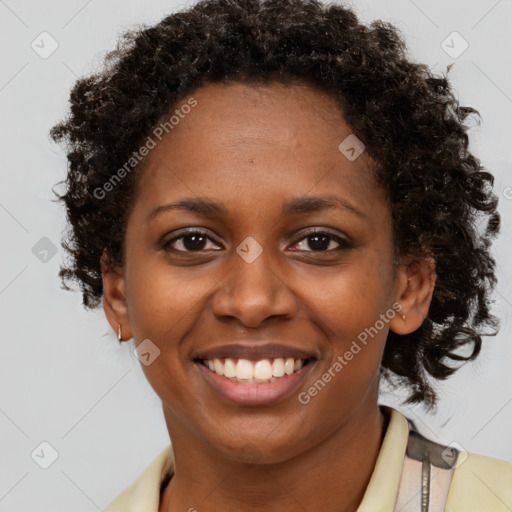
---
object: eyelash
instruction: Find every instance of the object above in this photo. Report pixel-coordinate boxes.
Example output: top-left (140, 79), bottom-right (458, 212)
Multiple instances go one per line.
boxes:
top-left (160, 228), bottom-right (353, 254)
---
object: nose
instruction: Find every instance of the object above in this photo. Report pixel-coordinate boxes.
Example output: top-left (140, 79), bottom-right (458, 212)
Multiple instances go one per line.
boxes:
top-left (211, 244), bottom-right (297, 328)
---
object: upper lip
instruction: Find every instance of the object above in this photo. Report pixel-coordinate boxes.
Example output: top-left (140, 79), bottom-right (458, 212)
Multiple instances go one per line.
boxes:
top-left (193, 342), bottom-right (318, 361)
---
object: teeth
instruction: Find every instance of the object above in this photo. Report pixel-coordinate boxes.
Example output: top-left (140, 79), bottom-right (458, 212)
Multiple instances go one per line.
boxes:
top-left (272, 358), bottom-right (285, 377)
top-left (213, 358), bottom-right (223, 375)
top-left (284, 358), bottom-right (294, 375)
top-left (224, 358), bottom-right (236, 378)
top-left (235, 359), bottom-right (253, 380)
top-left (205, 357), bottom-right (306, 383)
top-left (254, 360), bottom-right (273, 382)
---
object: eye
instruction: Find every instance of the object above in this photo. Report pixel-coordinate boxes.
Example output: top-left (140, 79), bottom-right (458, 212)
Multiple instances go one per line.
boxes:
top-left (289, 229), bottom-right (353, 252)
top-left (160, 228), bottom-right (353, 254)
top-left (161, 230), bottom-right (222, 253)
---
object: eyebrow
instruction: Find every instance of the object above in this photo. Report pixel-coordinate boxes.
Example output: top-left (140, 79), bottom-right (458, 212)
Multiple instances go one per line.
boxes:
top-left (145, 195), bottom-right (365, 223)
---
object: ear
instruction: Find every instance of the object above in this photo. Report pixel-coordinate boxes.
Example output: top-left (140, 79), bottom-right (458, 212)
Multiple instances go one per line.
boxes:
top-left (388, 256), bottom-right (437, 335)
top-left (100, 249), bottom-right (132, 341)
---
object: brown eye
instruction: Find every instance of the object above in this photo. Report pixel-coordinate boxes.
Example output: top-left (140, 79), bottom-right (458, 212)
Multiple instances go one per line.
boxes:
top-left (290, 230), bottom-right (353, 252)
top-left (161, 230), bottom-right (221, 252)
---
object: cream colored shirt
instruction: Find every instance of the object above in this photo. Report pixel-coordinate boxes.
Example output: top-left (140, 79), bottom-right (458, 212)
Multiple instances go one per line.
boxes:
top-left (103, 407), bottom-right (512, 511)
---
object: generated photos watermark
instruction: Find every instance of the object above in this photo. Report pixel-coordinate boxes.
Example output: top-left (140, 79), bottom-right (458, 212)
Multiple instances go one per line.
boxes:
top-left (298, 302), bottom-right (403, 405)
top-left (93, 96), bottom-right (198, 200)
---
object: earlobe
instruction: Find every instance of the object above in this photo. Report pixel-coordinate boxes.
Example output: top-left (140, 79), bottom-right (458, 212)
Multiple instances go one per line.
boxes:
top-left (100, 250), bottom-right (132, 341)
top-left (389, 257), bottom-right (436, 336)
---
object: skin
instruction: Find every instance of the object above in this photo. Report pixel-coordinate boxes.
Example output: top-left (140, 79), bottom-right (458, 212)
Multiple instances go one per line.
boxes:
top-left (101, 81), bottom-right (436, 512)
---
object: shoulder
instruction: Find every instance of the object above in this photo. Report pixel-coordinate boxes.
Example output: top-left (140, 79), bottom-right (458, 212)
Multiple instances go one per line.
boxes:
top-left (103, 444), bottom-right (174, 512)
top-left (445, 450), bottom-right (512, 511)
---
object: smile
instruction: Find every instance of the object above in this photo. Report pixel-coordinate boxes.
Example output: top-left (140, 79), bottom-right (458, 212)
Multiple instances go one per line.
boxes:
top-left (194, 356), bottom-right (317, 406)
top-left (201, 357), bottom-right (311, 384)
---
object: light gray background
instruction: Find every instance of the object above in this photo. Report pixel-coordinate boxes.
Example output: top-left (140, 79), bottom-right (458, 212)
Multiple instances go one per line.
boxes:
top-left (1, 0), bottom-right (511, 510)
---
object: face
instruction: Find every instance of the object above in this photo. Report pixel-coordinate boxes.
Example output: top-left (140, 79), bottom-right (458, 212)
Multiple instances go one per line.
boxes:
top-left (102, 81), bottom-right (425, 464)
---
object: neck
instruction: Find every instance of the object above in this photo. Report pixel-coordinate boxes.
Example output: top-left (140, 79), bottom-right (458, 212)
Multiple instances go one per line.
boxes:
top-left (159, 403), bottom-right (388, 512)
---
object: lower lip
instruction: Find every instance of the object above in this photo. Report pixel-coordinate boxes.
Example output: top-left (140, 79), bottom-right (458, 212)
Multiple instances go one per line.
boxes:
top-left (195, 360), bottom-right (315, 406)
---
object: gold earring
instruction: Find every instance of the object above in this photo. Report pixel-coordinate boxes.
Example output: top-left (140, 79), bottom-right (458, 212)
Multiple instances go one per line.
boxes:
top-left (117, 324), bottom-right (123, 342)
top-left (402, 314), bottom-right (406, 321)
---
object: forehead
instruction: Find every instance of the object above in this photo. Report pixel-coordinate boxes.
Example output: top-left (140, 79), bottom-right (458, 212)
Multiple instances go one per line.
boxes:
top-left (133, 81), bottom-right (383, 218)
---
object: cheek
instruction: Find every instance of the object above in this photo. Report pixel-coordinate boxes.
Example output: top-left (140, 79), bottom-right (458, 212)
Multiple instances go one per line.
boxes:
top-left (123, 257), bottom-right (220, 398)
top-left (294, 277), bottom-right (390, 434)
top-left (124, 255), bottom-right (213, 341)
top-left (296, 253), bottom-right (394, 342)
top-left (123, 264), bottom-right (200, 408)
top-left (293, 253), bottom-right (393, 394)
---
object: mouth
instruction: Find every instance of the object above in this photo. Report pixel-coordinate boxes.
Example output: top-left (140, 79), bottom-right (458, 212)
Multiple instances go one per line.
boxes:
top-left (193, 356), bottom-right (317, 406)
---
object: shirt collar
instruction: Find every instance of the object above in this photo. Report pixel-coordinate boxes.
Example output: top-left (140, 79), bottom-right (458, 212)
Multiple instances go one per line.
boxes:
top-left (356, 406), bottom-right (410, 511)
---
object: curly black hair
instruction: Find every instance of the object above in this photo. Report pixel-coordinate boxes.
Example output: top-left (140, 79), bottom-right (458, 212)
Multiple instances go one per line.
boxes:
top-left (50, 0), bottom-right (500, 407)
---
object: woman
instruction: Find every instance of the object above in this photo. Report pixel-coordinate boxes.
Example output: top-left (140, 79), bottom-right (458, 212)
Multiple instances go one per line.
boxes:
top-left (50, 0), bottom-right (512, 510)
